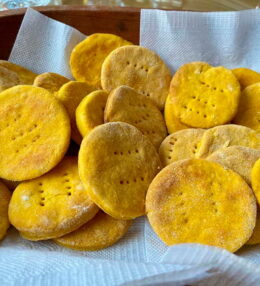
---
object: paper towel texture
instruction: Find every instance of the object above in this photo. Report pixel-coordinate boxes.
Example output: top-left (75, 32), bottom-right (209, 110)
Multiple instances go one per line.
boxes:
top-left (2, 7), bottom-right (260, 286)
top-left (140, 9), bottom-right (260, 73)
top-left (9, 8), bottom-right (85, 79)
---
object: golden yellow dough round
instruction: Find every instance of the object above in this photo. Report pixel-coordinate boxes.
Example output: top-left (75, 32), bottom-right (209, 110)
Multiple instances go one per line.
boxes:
top-left (197, 124), bottom-right (260, 158)
top-left (168, 62), bottom-right (241, 128)
top-left (56, 81), bottom-right (95, 144)
top-left (76, 90), bottom-right (108, 138)
top-left (101, 45), bottom-right (171, 110)
top-left (252, 159), bottom-right (260, 204)
top-left (247, 208), bottom-right (260, 245)
top-left (70, 33), bottom-right (132, 88)
top-left (54, 211), bottom-right (132, 251)
top-left (207, 146), bottom-right (260, 185)
top-left (159, 128), bottom-right (205, 166)
top-left (33, 72), bottom-right (69, 93)
top-left (79, 122), bottom-right (161, 220)
top-left (164, 95), bottom-right (189, 134)
top-left (0, 182), bottom-right (11, 241)
top-left (146, 159), bottom-right (256, 252)
top-left (0, 85), bottom-right (70, 181)
top-left (8, 157), bottom-right (99, 240)
top-left (232, 68), bottom-right (260, 90)
top-left (233, 83), bottom-right (260, 132)
top-left (105, 86), bottom-right (167, 149)
top-left (0, 60), bottom-right (37, 92)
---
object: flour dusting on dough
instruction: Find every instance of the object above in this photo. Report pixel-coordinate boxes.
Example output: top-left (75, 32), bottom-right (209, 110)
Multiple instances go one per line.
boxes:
top-left (76, 184), bottom-right (84, 191)
top-left (21, 195), bottom-right (29, 201)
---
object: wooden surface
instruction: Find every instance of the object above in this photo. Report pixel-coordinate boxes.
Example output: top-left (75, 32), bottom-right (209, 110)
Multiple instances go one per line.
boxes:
top-left (0, 6), bottom-right (140, 60)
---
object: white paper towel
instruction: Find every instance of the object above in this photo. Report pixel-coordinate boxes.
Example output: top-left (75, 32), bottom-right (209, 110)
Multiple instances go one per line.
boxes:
top-left (140, 9), bottom-right (260, 73)
top-left (9, 8), bottom-right (86, 79)
top-left (2, 7), bottom-right (260, 286)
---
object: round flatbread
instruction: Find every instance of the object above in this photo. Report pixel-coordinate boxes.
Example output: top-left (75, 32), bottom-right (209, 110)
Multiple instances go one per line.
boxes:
top-left (105, 86), bottom-right (167, 149)
top-left (0, 85), bottom-right (70, 181)
top-left (56, 81), bottom-right (95, 144)
top-left (79, 122), bottom-right (161, 219)
top-left (0, 182), bottom-right (11, 241)
top-left (101, 45), bottom-right (171, 110)
top-left (54, 211), bottom-right (132, 251)
top-left (164, 95), bottom-right (189, 134)
top-left (76, 90), bottom-right (108, 138)
top-left (146, 159), bottom-right (256, 252)
top-left (232, 68), bottom-right (260, 90)
top-left (159, 128), bottom-right (205, 166)
top-left (9, 157), bottom-right (99, 240)
top-left (0, 60), bottom-right (37, 92)
top-left (247, 208), bottom-right (260, 245)
top-left (197, 124), bottom-right (260, 158)
top-left (70, 33), bottom-right (132, 88)
top-left (207, 146), bottom-right (260, 185)
top-left (33, 72), bottom-right (69, 93)
top-left (252, 159), bottom-right (260, 204)
top-left (233, 83), bottom-right (260, 132)
top-left (168, 62), bottom-right (240, 128)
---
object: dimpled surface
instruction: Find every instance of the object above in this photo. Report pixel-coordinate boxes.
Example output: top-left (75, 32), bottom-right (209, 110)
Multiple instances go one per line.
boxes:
top-left (79, 122), bottom-right (161, 219)
top-left (232, 68), bottom-right (260, 90)
top-left (207, 146), bottom-right (260, 185)
top-left (54, 211), bottom-right (132, 251)
top-left (168, 62), bottom-right (240, 128)
top-left (101, 45), bottom-right (171, 110)
top-left (105, 86), bottom-right (167, 149)
top-left (0, 182), bottom-right (11, 240)
top-left (0, 60), bottom-right (37, 92)
top-left (159, 129), bottom-right (205, 166)
top-left (0, 85), bottom-right (70, 181)
top-left (146, 159), bottom-right (256, 252)
top-left (164, 95), bottom-right (189, 133)
top-left (70, 33), bottom-right (132, 88)
top-left (233, 83), bottom-right (260, 132)
top-left (197, 125), bottom-right (260, 158)
top-left (252, 159), bottom-right (260, 204)
top-left (8, 157), bottom-right (99, 240)
top-left (56, 81), bottom-right (95, 144)
top-left (76, 90), bottom-right (108, 138)
top-left (33, 72), bottom-right (70, 93)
